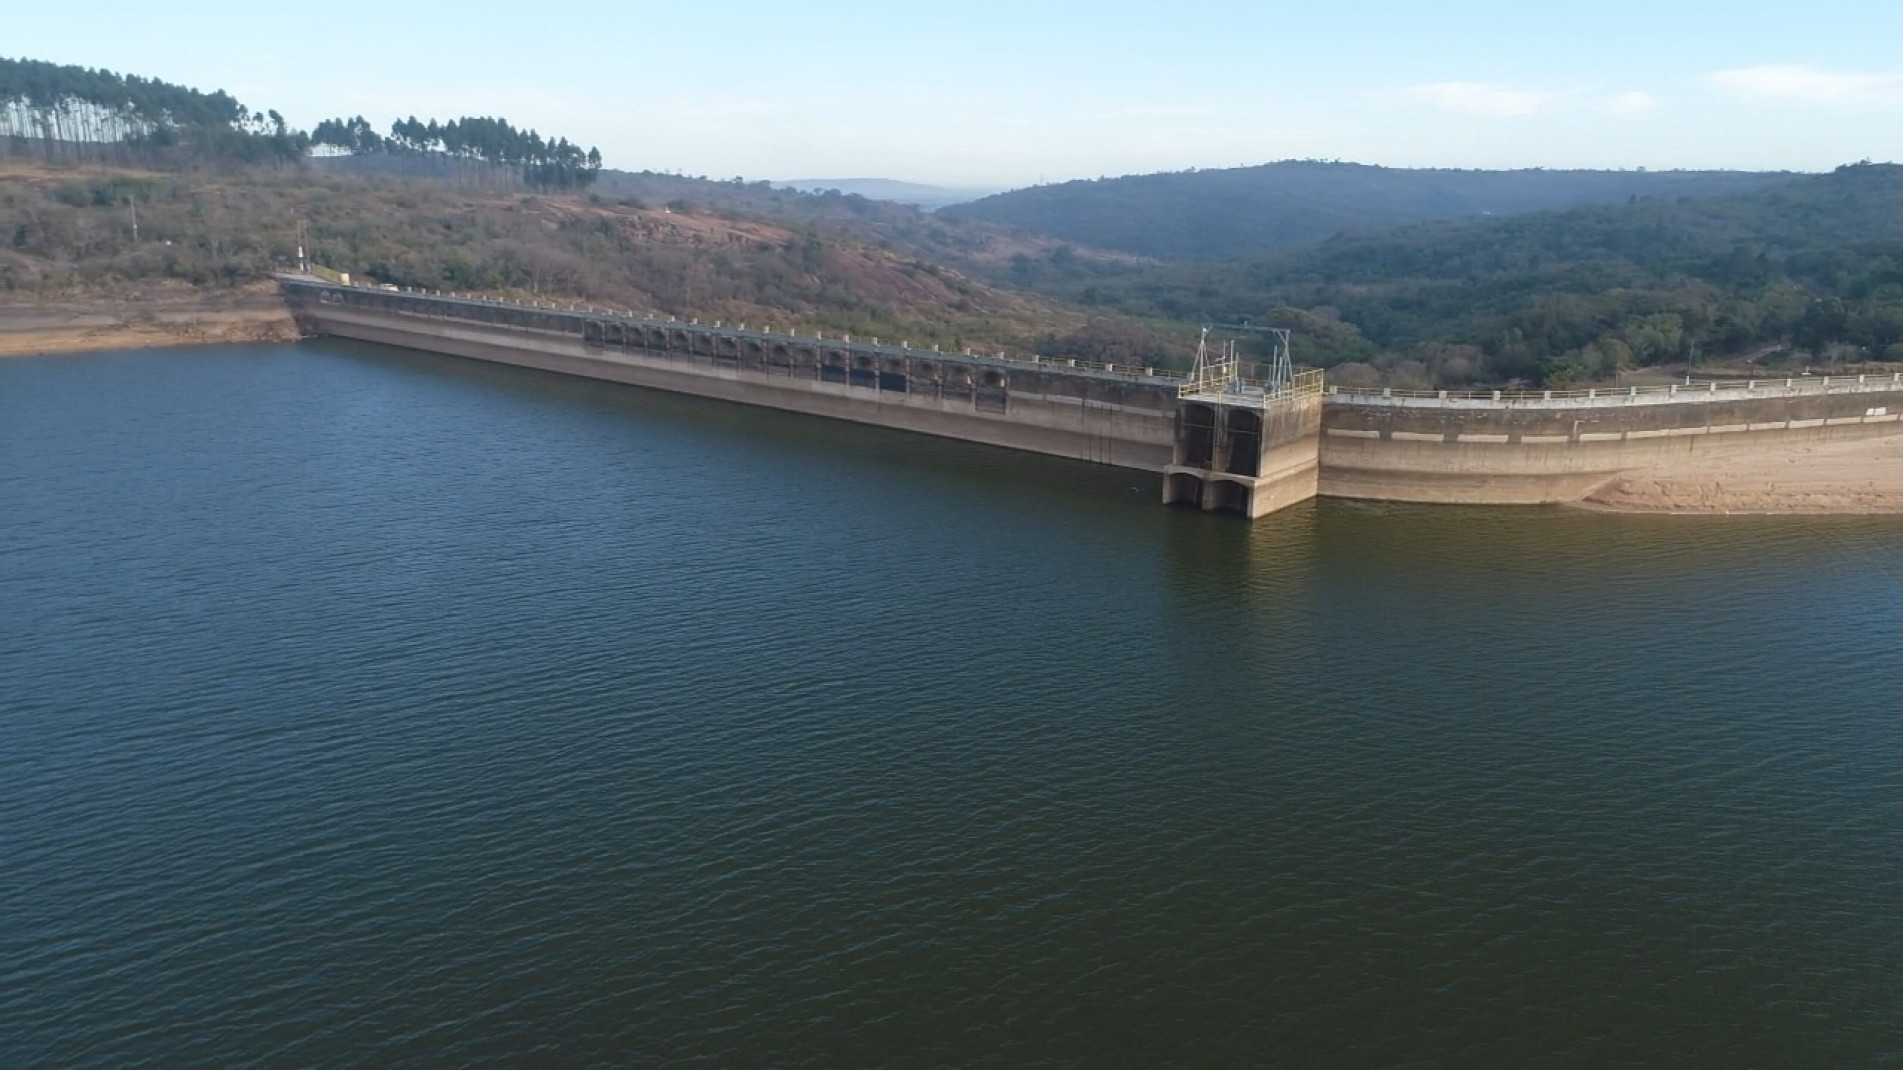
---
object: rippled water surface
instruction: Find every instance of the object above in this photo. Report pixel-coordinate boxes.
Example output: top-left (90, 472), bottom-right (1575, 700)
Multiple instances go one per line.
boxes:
top-left (4, 341), bottom-right (1902, 1066)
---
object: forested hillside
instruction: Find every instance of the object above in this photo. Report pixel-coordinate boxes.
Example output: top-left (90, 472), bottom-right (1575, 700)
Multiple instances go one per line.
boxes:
top-left (0, 162), bottom-right (1174, 360)
top-left (997, 165), bottom-right (1903, 387)
top-left (942, 161), bottom-right (1792, 260)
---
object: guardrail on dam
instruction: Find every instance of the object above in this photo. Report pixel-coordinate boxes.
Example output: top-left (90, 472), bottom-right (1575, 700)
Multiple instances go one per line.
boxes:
top-left (280, 274), bottom-right (1185, 474)
top-left (279, 274), bottom-right (1903, 517)
top-left (1321, 377), bottom-right (1903, 504)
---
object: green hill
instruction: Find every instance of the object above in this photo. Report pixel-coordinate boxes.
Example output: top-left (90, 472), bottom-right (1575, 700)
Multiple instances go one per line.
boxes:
top-left (940, 161), bottom-right (1793, 261)
top-left (995, 164), bottom-right (1903, 387)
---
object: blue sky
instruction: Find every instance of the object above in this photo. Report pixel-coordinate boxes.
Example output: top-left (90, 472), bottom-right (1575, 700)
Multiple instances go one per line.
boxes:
top-left (12, 1), bottom-right (1903, 186)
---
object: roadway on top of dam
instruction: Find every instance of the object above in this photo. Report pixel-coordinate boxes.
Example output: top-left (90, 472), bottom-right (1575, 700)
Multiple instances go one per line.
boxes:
top-left (278, 274), bottom-right (1187, 390)
top-left (283, 274), bottom-right (1903, 415)
top-left (1327, 374), bottom-right (1903, 410)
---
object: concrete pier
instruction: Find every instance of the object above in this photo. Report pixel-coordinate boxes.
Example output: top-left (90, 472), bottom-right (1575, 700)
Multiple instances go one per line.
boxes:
top-left (1162, 376), bottom-right (1325, 518)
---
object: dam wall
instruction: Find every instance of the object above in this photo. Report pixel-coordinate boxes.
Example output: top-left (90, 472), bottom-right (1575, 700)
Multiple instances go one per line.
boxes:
top-left (280, 277), bottom-right (1182, 472)
top-left (280, 275), bottom-right (1903, 514)
top-left (1321, 379), bottom-right (1903, 503)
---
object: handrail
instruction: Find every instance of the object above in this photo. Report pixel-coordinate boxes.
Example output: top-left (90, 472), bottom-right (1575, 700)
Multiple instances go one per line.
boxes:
top-left (287, 269), bottom-right (1903, 405)
top-left (284, 269), bottom-right (1188, 386)
top-left (1332, 375), bottom-right (1903, 407)
top-left (1180, 368), bottom-right (1326, 405)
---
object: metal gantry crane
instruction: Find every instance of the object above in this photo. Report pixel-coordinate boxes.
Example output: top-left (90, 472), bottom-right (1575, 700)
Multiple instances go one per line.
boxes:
top-left (1183, 322), bottom-right (1295, 401)
top-left (1205, 320), bottom-right (1294, 393)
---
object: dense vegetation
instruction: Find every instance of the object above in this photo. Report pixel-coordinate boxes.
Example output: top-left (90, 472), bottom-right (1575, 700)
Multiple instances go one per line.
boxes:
top-left (0, 57), bottom-right (307, 166)
top-left (942, 161), bottom-right (1791, 261)
top-left (312, 114), bottom-right (602, 191)
top-left (996, 165), bottom-right (1903, 386)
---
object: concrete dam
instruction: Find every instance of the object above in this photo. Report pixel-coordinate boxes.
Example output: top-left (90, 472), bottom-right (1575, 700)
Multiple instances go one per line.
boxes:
top-left (280, 275), bottom-right (1903, 517)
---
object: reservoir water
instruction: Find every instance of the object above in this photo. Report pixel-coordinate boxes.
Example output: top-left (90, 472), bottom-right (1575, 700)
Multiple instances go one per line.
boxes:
top-left (4, 341), bottom-right (1901, 1066)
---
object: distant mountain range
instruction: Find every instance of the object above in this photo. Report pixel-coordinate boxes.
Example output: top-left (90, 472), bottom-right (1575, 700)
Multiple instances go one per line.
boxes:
top-left (776, 178), bottom-right (998, 210)
top-left (939, 161), bottom-right (1798, 260)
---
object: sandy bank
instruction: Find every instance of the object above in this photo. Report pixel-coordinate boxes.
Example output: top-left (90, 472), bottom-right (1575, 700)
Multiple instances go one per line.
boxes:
top-left (0, 282), bottom-right (297, 357)
top-left (1580, 433), bottom-right (1903, 514)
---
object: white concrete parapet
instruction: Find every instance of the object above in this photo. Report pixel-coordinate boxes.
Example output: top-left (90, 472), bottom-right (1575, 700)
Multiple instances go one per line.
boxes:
top-left (1328, 374), bottom-right (1903, 410)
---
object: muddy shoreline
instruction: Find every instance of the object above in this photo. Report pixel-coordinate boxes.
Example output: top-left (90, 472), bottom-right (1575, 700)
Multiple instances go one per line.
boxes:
top-left (1577, 433), bottom-right (1903, 515)
top-left (0, 282), bottom-right (298, 357)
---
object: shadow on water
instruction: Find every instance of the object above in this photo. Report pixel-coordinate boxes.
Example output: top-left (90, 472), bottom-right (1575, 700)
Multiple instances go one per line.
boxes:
top-left (311, 337), bottom-right (1903, 570)
top-left (308, 336), bottom-right (1163, 527)
top-left (1315, 497), bottom-right (1903, 584)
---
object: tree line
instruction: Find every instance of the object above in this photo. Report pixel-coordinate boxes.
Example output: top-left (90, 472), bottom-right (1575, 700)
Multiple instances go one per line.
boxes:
top-left (1, 55), bottom-right (605, 191)
top-left (311, 114), bottom-right (602, 191)
top-left (0, 56), bottom-right (307, 166)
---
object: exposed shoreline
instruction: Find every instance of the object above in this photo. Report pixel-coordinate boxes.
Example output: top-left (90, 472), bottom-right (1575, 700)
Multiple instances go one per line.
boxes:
top-left (0, 283), bottom-right (297, 357)
top-left (1577, 433), bottom-right (1903, 515)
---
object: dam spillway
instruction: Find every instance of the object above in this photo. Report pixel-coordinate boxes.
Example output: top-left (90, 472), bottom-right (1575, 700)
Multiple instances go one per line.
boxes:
top-left (279, 275), bottom-right (1903, 517)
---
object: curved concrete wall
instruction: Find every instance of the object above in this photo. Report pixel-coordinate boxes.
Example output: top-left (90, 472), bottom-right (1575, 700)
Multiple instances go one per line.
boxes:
top-left (282, 277), bottom-right (1903, 511)
top-left (282, 280), bottom-right (1181, 472)
top-left (1321, 382), bottom-right (1903, 503)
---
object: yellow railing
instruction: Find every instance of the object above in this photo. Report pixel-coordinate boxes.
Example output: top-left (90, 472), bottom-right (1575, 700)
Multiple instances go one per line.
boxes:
top-left (1282, 369), bottom-right (1326, 398)
top-left (307, 263), bottom-right (350, 285)
top-left (1180, 368), bottom-right (1325, 403)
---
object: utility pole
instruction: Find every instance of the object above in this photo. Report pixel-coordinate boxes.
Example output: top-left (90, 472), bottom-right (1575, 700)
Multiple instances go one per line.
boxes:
top-left (127, 195), bottom-right (138, 244)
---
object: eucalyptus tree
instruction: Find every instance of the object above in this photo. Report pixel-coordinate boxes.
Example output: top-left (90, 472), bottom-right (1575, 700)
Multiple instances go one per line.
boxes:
top-left (312, 110), bottom-right (604, 191)
top-left (0, 56), bottom-right (307, 166)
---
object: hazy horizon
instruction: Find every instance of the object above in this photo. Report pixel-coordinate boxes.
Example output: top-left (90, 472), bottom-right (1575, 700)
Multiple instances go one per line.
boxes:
top-left (10, 1), bottom-right (1903, 186)
top-left (765, 162), bottom-right (1821, 201)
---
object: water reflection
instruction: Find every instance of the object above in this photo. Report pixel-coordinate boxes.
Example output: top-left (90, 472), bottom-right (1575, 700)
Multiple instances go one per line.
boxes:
top-left (3, 342), bottom-right (1901, 1066)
